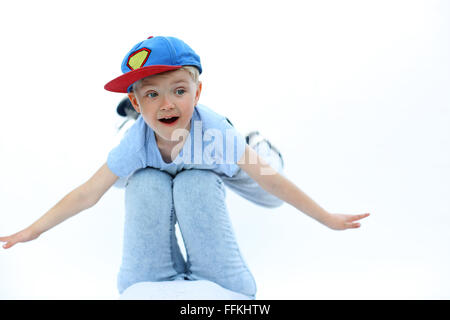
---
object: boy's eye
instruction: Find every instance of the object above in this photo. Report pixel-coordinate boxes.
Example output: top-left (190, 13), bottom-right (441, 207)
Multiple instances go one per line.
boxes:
top-left (147, 92), bottom-right (158, 98)
top-left (175, 89), bottom-right (185, 95)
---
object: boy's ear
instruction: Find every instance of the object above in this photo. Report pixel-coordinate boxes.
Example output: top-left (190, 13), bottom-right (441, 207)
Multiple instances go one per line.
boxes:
top-left (194, 81), bottom-right (202, 106)
top-left (127, 93), bottom-right (141, 114)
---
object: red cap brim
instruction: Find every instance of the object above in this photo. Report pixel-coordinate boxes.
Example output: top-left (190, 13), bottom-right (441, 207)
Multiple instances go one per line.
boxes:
top-left (104, 65), bottom-right (182, 93)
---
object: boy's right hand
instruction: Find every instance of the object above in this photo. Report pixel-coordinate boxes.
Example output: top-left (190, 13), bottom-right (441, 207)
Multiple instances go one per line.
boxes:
top-left (0, 228), bottom-right (40, 249)
top-left (0, 163), bottom-right (118, 251)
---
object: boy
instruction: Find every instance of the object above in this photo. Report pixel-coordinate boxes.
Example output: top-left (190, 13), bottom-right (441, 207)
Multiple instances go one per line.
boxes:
top-left (0, 36), bottom-right (370, 299)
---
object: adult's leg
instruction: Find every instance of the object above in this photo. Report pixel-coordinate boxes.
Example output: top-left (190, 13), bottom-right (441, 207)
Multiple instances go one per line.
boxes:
top-left (117, 167), bottom-right (187, 294)
top-left (173, 169), bottom-right (257, 299)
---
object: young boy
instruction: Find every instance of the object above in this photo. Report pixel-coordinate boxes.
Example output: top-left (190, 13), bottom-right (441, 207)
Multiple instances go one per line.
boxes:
top-left (0, 36), bottom-right (370, 299)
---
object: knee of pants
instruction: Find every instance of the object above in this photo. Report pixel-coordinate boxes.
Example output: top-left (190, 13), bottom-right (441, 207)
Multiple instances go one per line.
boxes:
top-left (173, 169), bottom-right (224, 199)
top-left (126, 167), bottom-right (173, 196)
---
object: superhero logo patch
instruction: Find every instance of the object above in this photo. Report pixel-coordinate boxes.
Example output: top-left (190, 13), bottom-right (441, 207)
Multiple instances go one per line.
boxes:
top-left (127, 48), bottom-right (151, 70)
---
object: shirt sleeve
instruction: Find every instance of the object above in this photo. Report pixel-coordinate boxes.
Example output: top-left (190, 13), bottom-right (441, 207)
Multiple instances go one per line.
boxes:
top-left (220, 117), bottom-right (247, 177)
top-left (107, 117), bottom-right (147, 178)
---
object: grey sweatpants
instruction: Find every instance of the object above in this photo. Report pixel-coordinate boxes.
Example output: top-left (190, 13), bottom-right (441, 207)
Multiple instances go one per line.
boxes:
top-left (220, 140), bottom-right (284, 208)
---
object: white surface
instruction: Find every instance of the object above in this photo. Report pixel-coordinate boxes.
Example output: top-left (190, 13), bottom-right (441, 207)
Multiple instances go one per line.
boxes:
top-left (0, 0), bottom-right (449, 299)
top-left (120, 280), bottom-right (252, 300)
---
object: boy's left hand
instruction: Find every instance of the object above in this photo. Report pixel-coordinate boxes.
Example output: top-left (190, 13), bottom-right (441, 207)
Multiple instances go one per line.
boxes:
top-left (324, 213), bottom-right (370, 230)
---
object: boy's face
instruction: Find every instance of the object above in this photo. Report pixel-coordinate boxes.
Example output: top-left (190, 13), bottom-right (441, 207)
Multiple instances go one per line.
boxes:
top-left (128, 69), bottom-right (202, 145)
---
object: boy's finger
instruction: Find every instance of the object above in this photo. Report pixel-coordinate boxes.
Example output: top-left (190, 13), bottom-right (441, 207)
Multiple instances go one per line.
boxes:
top-left (2, 242), bottom-right (12, 249)
top-left (350, 213), bottom-right (370, 221)
top-left (3, 240), bottom-right (18, 248)
top-left (346, 222), bottom-right (361, 229)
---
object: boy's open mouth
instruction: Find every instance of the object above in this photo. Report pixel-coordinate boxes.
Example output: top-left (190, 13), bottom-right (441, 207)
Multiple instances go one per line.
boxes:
top-left (158, 116), bottom-right (180, 125)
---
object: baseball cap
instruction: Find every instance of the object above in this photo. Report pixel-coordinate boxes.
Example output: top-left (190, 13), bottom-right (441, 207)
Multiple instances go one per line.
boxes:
top-left (104, 36), bottom-right (202, 93)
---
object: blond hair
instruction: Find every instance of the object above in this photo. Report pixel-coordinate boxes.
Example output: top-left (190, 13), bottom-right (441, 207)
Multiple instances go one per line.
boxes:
top-left (131, 66), bottom-right (199, 93)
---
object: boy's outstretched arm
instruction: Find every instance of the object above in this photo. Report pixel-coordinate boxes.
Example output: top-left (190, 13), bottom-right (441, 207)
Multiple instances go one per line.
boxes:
top-left (238, 145), bottom-right (370, 230)
top-left (0, 163), bottom-right (119, 249)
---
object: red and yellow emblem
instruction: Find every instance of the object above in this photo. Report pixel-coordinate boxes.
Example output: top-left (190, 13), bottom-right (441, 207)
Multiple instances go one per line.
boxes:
top-left (127, 48), bottom-right (151, 70)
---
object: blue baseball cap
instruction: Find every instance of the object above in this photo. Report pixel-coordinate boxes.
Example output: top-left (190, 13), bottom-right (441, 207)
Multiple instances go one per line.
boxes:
top-left (104, 36), bottom-right (202, 93)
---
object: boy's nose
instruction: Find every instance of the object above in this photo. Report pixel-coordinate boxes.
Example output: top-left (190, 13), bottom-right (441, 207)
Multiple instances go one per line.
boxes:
top-left (160, 96), bottom-right (175, 110)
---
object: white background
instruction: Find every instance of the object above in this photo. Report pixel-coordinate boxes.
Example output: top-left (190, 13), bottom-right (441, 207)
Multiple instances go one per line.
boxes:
top-left (0, 0), bottom-right (449, 299)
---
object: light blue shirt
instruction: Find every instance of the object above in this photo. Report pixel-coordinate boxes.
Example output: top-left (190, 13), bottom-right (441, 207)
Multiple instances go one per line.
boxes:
top-left (107, 104), bottom-right (247, 179)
